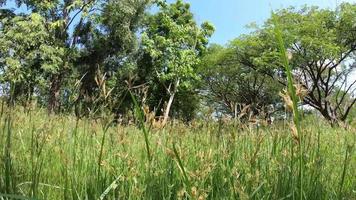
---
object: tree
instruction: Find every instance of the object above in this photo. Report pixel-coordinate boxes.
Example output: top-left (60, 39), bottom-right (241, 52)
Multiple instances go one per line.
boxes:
top-left (73, 0), bottom-right (151, 117)
top-left (140, 0), bottom-right (214, 125)
top-left (200, 43), bottom-right (281, 120)
top-left (7, 0), bottom-right (99, 113)
top-left (0, 13), bottom-right (64, 105)
top-left (238, 4), bottom-right (356, 125)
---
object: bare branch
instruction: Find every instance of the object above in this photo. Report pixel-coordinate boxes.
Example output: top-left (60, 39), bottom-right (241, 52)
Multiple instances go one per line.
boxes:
top-left (64, 0), bottom-right (96, 33)
top-left (334, 79), bottom-right (356, 113)
top-left (341, 98), bottom-right (356, 121)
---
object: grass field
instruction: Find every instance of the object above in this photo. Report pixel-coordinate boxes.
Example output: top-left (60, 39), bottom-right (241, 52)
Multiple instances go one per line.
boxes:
top-left (0, 106), bottom-right (355, 200)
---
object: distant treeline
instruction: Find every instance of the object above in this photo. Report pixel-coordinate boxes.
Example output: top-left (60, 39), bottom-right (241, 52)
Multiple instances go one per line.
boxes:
top-left (0, 0), bottom-right (355, 126)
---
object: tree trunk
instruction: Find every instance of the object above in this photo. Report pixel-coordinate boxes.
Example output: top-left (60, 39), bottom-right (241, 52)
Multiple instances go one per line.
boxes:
top-left (319, 107), bottom-right (339, 127)
top-left (8, 82), bottom-right (22, 106)
top-left (48, 73), bottom-right (62, 114)
top-left (162, 92), bottom-right (175, 126)
top-left (161, 79), bottom-right (180, 126)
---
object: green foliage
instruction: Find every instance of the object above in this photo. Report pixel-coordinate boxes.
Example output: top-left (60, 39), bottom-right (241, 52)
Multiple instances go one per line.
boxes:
top-left (138, 0), bottom-right (214, 122)
top-left (0, 0), bottom-right (354, 124)
top-left (0, 13), bottom-right (65, 104)
top-left (0, 1), bottom-right (356, 199)
top-left (235, 3), bottom-right (356, 124)
top-left (141, 0), bottom-right (214, 89)
top-left (0, 13), bottom-right (63, 81)
top-left (70, 0), bottom-right (152, 118)
top-left (172, 87), bottom-right (201, 122)
top-left (15, 0), bottom-right (59, 11)
top-left (200, 43), bottom-right (281, 117)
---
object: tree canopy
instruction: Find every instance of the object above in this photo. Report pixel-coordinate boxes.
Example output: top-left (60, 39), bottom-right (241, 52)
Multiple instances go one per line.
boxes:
top-left (0, 0), bottom-right (355, 125)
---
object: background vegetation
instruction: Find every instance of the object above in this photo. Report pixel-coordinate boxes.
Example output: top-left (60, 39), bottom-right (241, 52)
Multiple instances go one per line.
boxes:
top-left (0, 0), bottom-right (355, 199)
top-left (0, 0), bottom-right (354, 125)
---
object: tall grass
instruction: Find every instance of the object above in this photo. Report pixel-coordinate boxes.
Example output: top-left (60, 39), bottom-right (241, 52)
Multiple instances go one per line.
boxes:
top-left (273, 15), bottom-right (304, 199)
top-left (130, 92), bottom-right (152, 163)
top-left (0, 106), bottom-right (355, 200)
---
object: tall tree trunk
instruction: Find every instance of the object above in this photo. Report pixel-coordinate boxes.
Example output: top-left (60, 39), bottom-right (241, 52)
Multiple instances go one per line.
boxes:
top-left (7, 82), bottom-right (16, 106)
top-left (162, 92), bottom-right (175, 126)
top-left (161, 79), bottom-right (180, 126)
top-left (8, 82), bottom-right (22, 106)
top-left (48, 73), bottom-right (62, 114)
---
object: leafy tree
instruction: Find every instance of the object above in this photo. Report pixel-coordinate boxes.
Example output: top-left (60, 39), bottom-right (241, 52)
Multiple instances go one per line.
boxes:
top-left (200, 43), bottom-right (281, 120)
top-left (73, 0), bottom-right (151, 117)
top-left (0, 13), bottom-right (64, 105)
top-left (140, 0), bottom-right (214, 125)
top-left (238, 3), bottom-right (356, 125)
top-left (6, 0), bottom-right (99, 113)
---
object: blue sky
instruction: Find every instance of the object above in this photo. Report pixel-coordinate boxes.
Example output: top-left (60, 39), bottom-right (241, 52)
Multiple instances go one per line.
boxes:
top-left (172, 0), bottom-right (355, 44)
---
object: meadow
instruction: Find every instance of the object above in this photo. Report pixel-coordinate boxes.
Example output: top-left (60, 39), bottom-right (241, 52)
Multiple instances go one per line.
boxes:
top-left (1, 0), bottom-right (356, 199)
top-left (0, 106), bottom-right (355, 200)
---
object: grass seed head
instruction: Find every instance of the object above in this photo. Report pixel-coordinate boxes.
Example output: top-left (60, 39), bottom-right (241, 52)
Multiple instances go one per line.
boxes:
top-left (295, 84), bottom-right (308, 99)
top-left (177, 188), bottom-right (186, 199)
top-left (279, 89), bottom-right (293, 112)
top-left (191, 186), bottom-right (198, 198)
top-left (291, 123), bottom-right (300, 143)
